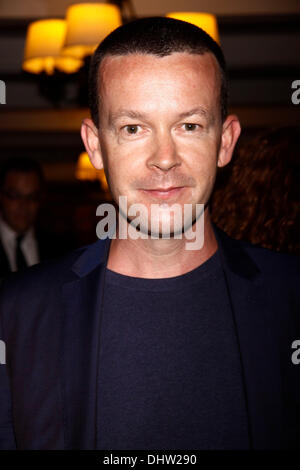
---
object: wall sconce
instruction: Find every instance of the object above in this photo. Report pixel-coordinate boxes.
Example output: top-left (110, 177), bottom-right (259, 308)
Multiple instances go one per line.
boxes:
top-left (166, 12), bottom-right (220, 44)
top-left (23, 19), bottom-right (83, 75)
top-left (62, 3), bottom-right (122, 60)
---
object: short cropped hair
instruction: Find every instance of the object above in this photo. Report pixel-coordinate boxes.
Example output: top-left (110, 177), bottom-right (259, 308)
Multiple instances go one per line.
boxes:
top-left (89, 16), bottom-right (228, 127)
top-left (0, 157), bottom-right (44, 189)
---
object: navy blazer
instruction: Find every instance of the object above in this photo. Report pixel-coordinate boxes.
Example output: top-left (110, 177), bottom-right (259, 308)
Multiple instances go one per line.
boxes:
top-left (0, 225), bottom-right (299, 449)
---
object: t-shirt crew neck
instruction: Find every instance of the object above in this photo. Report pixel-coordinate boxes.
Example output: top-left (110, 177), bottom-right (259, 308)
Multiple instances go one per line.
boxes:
top-left (105, 248), bottom-right (221, 292)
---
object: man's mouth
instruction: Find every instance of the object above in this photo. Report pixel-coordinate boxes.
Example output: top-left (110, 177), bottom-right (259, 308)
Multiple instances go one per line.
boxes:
top-left (140, 186), bottom-right (186, 200)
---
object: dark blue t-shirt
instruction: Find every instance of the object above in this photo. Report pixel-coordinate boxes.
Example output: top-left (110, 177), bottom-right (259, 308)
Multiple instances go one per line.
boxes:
top-left (97, 249), bottom-right (250, 449)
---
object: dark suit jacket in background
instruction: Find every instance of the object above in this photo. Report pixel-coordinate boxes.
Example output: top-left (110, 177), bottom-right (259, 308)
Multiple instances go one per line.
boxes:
top-left (0, 225), bottom-right (299, 449)
top-left (0, 229), bottom-right (73, 280)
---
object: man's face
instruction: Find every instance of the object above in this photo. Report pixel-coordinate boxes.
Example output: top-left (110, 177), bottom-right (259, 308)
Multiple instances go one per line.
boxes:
top-left (0, 171), bottom-right (41, 234)
top-left (83, 52), bottom-right (240, 235)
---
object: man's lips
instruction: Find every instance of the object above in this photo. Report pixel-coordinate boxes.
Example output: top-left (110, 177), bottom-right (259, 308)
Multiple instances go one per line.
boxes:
top-left (139, 186), bottom-right (186, 199)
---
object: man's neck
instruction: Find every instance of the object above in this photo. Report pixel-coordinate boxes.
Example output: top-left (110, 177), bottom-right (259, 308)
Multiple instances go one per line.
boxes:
top-left (107, 208), bottom-right (218, 278)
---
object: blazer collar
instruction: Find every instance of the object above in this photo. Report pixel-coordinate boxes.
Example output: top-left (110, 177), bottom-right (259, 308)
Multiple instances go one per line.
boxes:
top-left (71, 238), bottom-right (111, 278)
top-left (212, 223), bottom-right (261, 281)
top-left (60, 239), bottom-right (110, 449)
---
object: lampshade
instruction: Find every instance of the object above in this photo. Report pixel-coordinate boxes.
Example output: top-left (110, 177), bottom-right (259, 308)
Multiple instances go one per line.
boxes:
top-left (23, 19), bottom-right (83, 75)
top-left (166, 12), bottom-right (220, 44)
top-left (76, 152), bottom-right (109, 191)
top-left (62, 3), bottom-right (122, 59)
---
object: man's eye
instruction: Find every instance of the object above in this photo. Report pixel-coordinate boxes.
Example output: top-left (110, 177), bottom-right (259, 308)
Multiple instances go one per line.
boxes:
top-left (124, 125), bottom-right (139, 134)
top-left (183, 123), bottom-right (199, 131)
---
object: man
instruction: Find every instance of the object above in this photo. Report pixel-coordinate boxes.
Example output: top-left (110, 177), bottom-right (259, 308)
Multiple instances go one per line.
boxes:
top-left (0, 158), bottom-right (43, 278)
top-left (0, 17), bottom-right (299, 450)
top-left (0, 158), bottom-right (57, 279)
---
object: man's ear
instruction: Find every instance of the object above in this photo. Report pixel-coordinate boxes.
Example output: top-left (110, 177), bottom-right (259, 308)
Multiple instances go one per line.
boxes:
top-left (81, 118), bottom-right (104, 170)
top-left (217, 115), bottom-right (241, 168)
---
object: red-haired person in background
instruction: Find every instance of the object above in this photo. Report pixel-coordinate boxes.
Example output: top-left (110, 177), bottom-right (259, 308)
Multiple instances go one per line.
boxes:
top-left (211, 127), bottom-right (299, 255)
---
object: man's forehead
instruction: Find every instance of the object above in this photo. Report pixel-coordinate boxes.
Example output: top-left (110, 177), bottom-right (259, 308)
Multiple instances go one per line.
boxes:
top-left (96, 52), bottom-right (221, 126)
top-left (98, 51), bottom-right (220, 86)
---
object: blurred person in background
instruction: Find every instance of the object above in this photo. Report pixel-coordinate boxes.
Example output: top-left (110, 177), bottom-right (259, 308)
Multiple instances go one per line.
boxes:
top-left (0, 157), bottom-right (58, 278)
top-left (211, 127), bottom-right (299, 255)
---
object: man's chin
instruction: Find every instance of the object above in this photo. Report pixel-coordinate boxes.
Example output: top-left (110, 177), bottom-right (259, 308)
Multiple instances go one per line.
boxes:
top-left (128, 219), bottom-right (185, 239)
top-left (115, 194), bottom-right (205, 240)
top-left (127, 212), bottom-right (203, 240)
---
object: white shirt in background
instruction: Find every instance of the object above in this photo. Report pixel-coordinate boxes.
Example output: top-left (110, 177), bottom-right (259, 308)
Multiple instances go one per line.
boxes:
top-left (0, 216), bottom-right (40, 272)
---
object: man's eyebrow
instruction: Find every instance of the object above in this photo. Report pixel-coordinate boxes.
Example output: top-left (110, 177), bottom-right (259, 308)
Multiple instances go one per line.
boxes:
top-left (108, 106), bottom-right (213, 125)
top-left (109, 110), bottom-right (146, 125)
top-left (178, 107), bottom-right (210, 120)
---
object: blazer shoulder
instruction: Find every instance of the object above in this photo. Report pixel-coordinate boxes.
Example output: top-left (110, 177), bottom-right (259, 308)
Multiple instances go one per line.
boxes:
top-left (0, 246), bottom-right (83, 294)
top-left (0, 243), bottom-right (98, 331)
top-left (214, 224), bottom-right (299, 280)
top-left (240, 239), bottom-right (299, 277)
top-left (0, 243), bottom-right (94, 343)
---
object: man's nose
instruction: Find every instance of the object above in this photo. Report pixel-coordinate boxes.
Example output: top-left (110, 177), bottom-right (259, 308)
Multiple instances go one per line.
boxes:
top-left (146, 131), bottom-right (181, 172)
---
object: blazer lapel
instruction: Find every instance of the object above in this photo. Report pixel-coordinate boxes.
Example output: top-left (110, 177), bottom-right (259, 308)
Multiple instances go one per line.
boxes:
top-left (60, 238), bottom-right (110, 449)
top-left (213, 225), bottom-right (283, 449)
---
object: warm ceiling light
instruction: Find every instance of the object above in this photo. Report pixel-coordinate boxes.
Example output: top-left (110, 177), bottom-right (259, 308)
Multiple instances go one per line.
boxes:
top-left (23, 19), bottom-right (83, 75)
top-left (166, 12), bottom-right (220, 44)
top-left (62, 3), bottom-right (122, 59)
